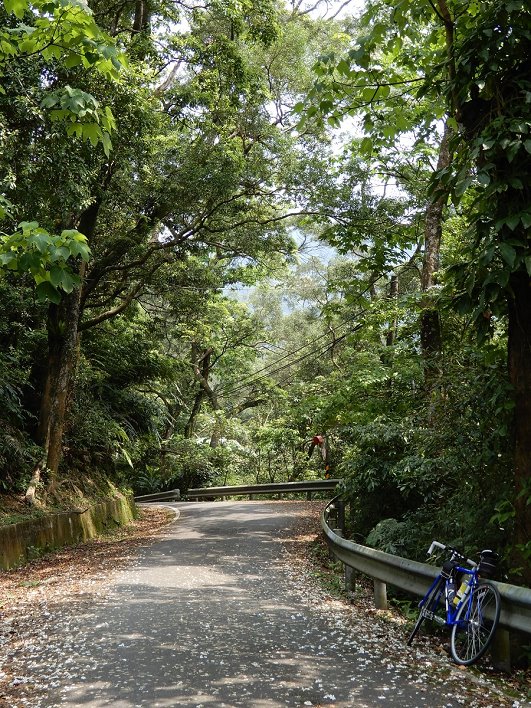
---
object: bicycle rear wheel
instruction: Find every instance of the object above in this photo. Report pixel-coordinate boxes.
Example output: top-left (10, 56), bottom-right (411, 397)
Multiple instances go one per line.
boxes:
top-left (407, 577), bottom-right (445, 646)
top-left (450, 580), bottom-right (501, 665)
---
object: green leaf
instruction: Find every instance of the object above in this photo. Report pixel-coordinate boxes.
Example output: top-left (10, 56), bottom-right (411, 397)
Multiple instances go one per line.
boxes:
top-left (36, 281), bottom-right (62, 304)
top-left (360, 136), bottom-right (373, 154)
top-left (506, 141), bottom-right (521, 162)
top-left (59, 269), bottom-right (75, 293)
top-left (101, 131), bottom-right (112, 157)
top-left (446, 117), bottom-right (459, 132)
top-left (51, 246), bottom-right (71, 261)
top-left (65, 52), bottom-right (83, 68)
top-left (28, 233), bottom-right (52, 253)
top-left (18, 220), bottom-right (39, 232)
top-left (524, 256), bottom-right (531, 277)
top-left (66, 123), bottom-right (83, 138)
top-left (4, 0), bottom-right (29, 19)
top-left (505, 214), bottom-right (521, 231)
top-left (337, 59), bottom-right (351, 76)
top-left (82, 122), bottom-right (102, 147)
top-left (49, 265), bottom-right (64, 287)
top-left (18, 252), bottom-right (41, 271)
top-left (68, 241), bottom-right (91, 260)
top-left (0, 252), bottom-right (16, 267)
top-left (499, 242), bottom-right (517, 267)
top-left (41, 94), bottom-right (60, 109)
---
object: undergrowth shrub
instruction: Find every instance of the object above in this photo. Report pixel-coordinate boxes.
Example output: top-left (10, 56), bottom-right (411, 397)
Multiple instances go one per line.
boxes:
top-left (340, 344), bottom-right (513, 564)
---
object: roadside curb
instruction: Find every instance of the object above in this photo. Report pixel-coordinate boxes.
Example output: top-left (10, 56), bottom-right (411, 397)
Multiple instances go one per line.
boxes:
top-left (137, 502), bottom-right (181, 526)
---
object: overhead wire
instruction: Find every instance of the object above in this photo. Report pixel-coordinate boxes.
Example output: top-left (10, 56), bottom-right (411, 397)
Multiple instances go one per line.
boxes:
top-left (217, 280), bottom-right (377, 396)
top-left (217, 311), bottom-right (355, 392)
top-left (219, 316), bottom-right (366, 398)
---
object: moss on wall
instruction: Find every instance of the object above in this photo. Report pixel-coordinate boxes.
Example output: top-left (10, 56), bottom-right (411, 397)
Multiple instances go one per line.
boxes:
top-left (0, 494), bottom-right (136, 569)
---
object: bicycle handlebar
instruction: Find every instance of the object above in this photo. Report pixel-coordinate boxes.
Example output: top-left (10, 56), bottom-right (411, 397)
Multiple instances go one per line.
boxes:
top-left (427, 540), bottom-right (477, 568)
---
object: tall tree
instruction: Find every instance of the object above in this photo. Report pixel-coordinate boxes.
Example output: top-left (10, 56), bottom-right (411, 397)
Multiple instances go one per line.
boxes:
top-left (300, 0), bottom-right (531, 577)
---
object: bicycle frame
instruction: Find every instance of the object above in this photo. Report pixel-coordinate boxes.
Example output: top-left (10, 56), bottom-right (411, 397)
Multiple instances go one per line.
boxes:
top-left (409, 541), bottom-right (501, 665)
top-left (418, 565), bottom-right (478, 627)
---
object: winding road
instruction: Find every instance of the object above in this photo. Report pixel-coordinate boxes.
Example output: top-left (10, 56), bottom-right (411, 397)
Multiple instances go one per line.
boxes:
top-left (17, 501), bottom-right (518, 707)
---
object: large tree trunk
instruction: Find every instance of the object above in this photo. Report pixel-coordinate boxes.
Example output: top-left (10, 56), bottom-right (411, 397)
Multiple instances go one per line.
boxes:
top-left (133, 1), bottom-right (151, 32)
top-left (420, 124), bottom-right (451, 384)
top-left (507, 270), bottom-right (531, 585)
top-left (184, 389), bottom-right (204, 439)
top-left (27, 200), bottom-right (100, 504)
top-left (26, 287), bottom-right (83, 504)
top-left (44, 291), bottom-right (82, 475)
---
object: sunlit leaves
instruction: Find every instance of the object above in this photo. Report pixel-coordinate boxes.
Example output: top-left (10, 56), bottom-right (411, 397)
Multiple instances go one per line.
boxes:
top-left (0, 222), bottom-right (91, 303)
top-left (3, 0), bottom-right (29, 18)
top-left (1, 0), bottom-right (123, 153)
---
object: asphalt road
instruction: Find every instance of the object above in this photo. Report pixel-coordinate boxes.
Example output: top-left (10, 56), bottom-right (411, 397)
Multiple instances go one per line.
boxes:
top-left (20, 501), bottom-right (515, 707)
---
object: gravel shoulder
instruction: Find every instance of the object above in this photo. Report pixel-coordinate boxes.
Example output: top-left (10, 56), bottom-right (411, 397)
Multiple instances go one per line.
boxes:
top-left (0, 501), bottom-right (529, 707)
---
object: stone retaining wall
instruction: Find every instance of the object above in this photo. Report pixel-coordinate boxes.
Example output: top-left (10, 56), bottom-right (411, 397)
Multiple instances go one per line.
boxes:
top-left (0, 494), bottom-right (136, 569)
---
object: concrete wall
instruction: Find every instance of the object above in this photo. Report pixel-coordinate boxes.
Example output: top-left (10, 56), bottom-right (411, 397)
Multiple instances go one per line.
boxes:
top-left (0, 494), bottom-right (136, 569)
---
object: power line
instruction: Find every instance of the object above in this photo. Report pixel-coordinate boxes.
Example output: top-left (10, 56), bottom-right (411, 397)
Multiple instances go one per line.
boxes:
top-left (217, 282), bottom-right (376, 395)
top-left (220, 320), bottom-right (364, 398)
top-left (218, 313), bottom-right (354, 392)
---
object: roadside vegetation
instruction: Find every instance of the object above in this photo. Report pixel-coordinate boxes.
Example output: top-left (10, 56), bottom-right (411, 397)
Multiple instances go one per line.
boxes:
top-left (0, 0), bottom-right (530, 585)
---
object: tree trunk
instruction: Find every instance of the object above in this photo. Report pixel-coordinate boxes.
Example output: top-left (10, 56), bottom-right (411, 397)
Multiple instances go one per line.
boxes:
top-left (27, 202), bottom-right (99, 504)
top-left (184, 389), bottom-right (204, 439)
top-left (386, 273), bottom-right (399, 347)
top-left (209, 412), bottom-right (222, 448)
top-left (133, 1), bottom-right (150, 32)
top-left (507, 270), bottom-right (531, 585)
top-left (27, 287), bottom-right (83, 503)
top-left (420, 124), bottom-right (451, 384)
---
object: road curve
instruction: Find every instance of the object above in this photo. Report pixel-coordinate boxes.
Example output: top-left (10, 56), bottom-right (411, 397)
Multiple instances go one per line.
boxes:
top-left (21, 501), bottom-right (515, 707)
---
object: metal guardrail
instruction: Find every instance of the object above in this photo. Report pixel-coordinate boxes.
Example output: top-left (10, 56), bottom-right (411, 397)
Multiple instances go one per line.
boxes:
top-left (186, 479), bottom-right (340, 500)
top-left (135, 479), bottom-right (339, 503)
top-left (322, 498), bottom-right (531, 636)
top-left (134, 489), bottom-right (181, 503)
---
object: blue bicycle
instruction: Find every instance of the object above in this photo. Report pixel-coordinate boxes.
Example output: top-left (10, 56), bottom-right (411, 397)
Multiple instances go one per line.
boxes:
top-left (407, 541), bottom-right (501, 665)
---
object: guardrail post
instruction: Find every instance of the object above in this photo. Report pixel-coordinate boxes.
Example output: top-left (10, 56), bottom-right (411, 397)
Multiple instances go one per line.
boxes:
top-left (373, 580), bottom-right (388, 610)
top-left (249, 494), bottom-right (254, 500)
top-left (490, 628), bottom-right (511, 672)
top-left (336, 500), bottom-right (346, 536)
top-left (330, 528), bottom-right (343, 560)
top-left (345, 565), bottom-right (356, 592)
top-left (307, 491), bottom-right (312, 501)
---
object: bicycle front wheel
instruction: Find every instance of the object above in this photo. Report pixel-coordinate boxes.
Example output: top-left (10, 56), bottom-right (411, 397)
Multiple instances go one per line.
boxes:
top-left (407, 577), bottom-right (445, 646)
top-left (450, 580), bottom-right (501, 665)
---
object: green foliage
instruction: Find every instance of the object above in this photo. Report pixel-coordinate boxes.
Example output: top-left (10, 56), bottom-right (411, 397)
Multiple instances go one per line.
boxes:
top-left (339, 342), bottom-right (513, 561)
top-left (434, 1), bottom-right (531, 333)
top-left (0, 0), bottom-right (526, 585)
top-left (0, 0), bottom-right (123, 150)
top-left (366, 518), bottom-right (408, 556)
top-left (0, 222), bottom-right (91, 303)
top-left (130, 437), bottom-right (218, 494)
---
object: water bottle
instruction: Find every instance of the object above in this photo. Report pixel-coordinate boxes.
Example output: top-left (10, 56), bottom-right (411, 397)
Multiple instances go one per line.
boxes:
top-left (453, 579), bottom-right (469, 606)
top-left (447, 578), bottom-right (456, 605)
